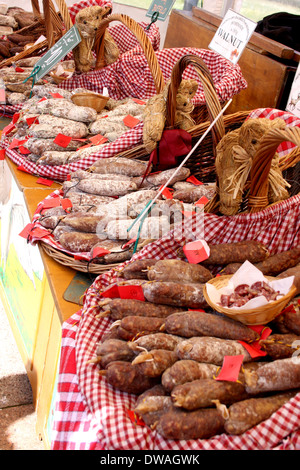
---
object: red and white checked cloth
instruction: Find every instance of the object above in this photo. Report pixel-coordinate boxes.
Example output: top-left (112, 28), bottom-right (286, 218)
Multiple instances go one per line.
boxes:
top-left (50, 110), bottom-right (300, 451)
top-left (1, 47), bottom-right (247, 180)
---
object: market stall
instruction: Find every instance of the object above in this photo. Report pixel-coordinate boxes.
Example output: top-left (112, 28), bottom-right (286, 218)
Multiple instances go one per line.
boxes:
top-left (0, 0), bottom-right (299, 452)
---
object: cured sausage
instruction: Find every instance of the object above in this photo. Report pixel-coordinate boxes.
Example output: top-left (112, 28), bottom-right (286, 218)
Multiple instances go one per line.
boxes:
top-left (105, 216), bottom-right (170, 241)
top-left (161, 360), bottom-right (218, 392)
top-left (142, 281), bottom-right (209, 309)
top-left (277, 263), bottom-right (300, 296)
top-left (155, 406), bottom-right (225, 440)
top-left (58, 231), bottom-right (100, 252)
top-left (96, 338), bottom-right (136, 368)
top-left (26, 137), bottom-right (86, 155)
top-left (171, 377), bottom-right (249, 410)
top-left (224, 391), bottom-right (299, 435)
top-left (91, 156), bottom-right (150, 177)
top-left (254, 248), bottom-right (300, 276)
top-left (176, 336), bottom-right (252, 365)
top-left (134, 395), bottom-right (173, 429)
top-left (272, 299), bottom-right (300, 335)
top-left (128, 332), bottom-right (183, 353)
top-left (132, 349), bottom-right (178, 377)
top-left (77, 178), bottom-right (137, 197)
top-left (201, 240), bottom-right (269, 266)
top-left (244, 356), bottom-right (300, 393)
top-left (172, 184), bottom-right (216, 203)
top-left (164, 310), bottom-right (259, 342)
top-left (110, 315), bottom-right (166, 341)
top-left (30, 114), bottom-right (89, 139)
top-left (106, 298), bottom-right (184, 320)
top-left (147, 259), bottom-right (212, 283)
top-left (61, 212), bottom-right (108, 233)
top-left (101, 360), bottom-right (159, 394)
top-left (259, 333), bottom-right (300, 359)
top-left (36, 151), bottom-right (77, 166)
top-left (119, 259), bottom-right (158, 280)
top-left (133, 167), bottom-right (190, 188)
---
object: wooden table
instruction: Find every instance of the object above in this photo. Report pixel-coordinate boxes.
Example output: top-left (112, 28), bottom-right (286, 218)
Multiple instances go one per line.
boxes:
top-left (0, 155), bottom-right (82, 449)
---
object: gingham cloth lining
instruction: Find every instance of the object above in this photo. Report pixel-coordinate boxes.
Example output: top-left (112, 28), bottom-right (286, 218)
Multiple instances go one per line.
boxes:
top-left (49, 108), bottom-right (300, 450)
top-left (1, 46), bottom-right (247, 181)
top-left (26, 108), bottom-right (300, 264)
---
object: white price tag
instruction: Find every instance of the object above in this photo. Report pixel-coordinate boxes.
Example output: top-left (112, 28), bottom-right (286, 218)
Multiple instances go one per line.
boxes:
top-left (209, 9), bottom-right (257, 64)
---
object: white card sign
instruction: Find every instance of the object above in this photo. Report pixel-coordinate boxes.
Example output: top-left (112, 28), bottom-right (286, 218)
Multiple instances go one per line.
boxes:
top-left (209, 9), bottom-right (257, 64)
top-left (286, 61), bottom-right (300, 118)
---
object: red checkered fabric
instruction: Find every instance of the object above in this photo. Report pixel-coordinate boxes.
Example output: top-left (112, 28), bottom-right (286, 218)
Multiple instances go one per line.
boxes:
top-left (1, 47), bottom-right (247, 180)
top-left (50, 109), bottom-right (300, 451)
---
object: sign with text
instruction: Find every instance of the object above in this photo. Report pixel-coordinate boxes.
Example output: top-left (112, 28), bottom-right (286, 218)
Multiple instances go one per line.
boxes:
top-left (34, 25), bottom-right (81, 82)
top-left (286, 61), bottom-right (300, 118)
top-left (209, 9), bottom-right (257, 64)
top-left (146, 0), bottom-right (176, 21)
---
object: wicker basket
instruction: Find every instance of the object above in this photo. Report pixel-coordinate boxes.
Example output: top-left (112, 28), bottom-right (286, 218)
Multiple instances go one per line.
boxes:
top-left (71, 92), bottom-right (109, 112)
top-left (115, 53), bottom-right (249, 182)
top-left (206, 125), bottom-right (300, 214)
top-left (203, 274), bottom-right (297, 325)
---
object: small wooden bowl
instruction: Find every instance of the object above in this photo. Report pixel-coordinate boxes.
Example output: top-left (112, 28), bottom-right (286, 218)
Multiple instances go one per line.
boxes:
top-left (203, 274), bottom-right (297, 325)
top-left (71, 92), bottom-right (109, 112)
top-left (50, 69), bottom-right (74, 84)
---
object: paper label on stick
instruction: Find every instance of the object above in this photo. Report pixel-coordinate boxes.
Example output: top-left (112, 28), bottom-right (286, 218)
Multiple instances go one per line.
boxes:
top-left (183, 239), bottom-right (210, 264)
top-left (123, 115), bottom-right (140, 128)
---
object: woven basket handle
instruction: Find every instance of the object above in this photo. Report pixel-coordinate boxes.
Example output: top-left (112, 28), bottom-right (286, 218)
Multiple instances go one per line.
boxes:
top-left (248, 126), bottom-right (300, 212)
top-left (165, 54), bottom-right (225, 146)
top-left (94, 13), bottom-right (165, 94)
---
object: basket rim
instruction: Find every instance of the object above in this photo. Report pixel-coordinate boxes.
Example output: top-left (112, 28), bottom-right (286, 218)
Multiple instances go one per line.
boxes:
top-left (203, 274), bottom-right (297, 316)
top-left (41, 241), bottom-right (119, 274)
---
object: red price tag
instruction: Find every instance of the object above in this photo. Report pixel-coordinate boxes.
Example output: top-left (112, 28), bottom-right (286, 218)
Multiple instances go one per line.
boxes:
top-left (89, 134), bottom-right (108, 145)
top-left (53, 134), bottom-right (72, 148)
top-left (2, 122), bottom-right (15, 136)
top-left (0, 149), bottom-right (5, 160)
top-left (30, 227), bottom-right (51, 239)
top-left (18, 145), bottom-right (31, 155)
top-left (17, 164), bottom-right (31, 173)
top-left (195, 196), bottom-right (209, 206)
top-left (123, 115), bottom-right (140, 128)
top-left (12, 112), bottom-right (20, 124)
top-left (0, 88), bottom-right (5, 103)
top-left (132, 98), bottom-right (146, 105)
top-left (186, 175), bottom-right (203, 185)
top-left (101, 284), bottom-right (120, 299)
top-left (36, 177), bottom-right (54, 187)
top-left (26, 116), bottom-right (39, 126)
top-left (239, 340), bottom-right (267, 358)
top-left (15, 66), bottom-right (25, 72)
top-left (92, 246), bottom-right (111, 258)
top-left (159, 185), bottom-right (173, 200)
top-left (50, 92), bottom-right (64, 99)
top-left (183, 239), bottom-right (210, 264)
top-left (42, 198), bottom-right (61, 209)
top-left (19, 223), bottom-right (34, 239)
top-left (60, 198), bottom-right (72, 211)
top-left (118, 285), bottom-right (145, 301)
top-left (215, 355), bottom-right (244, 382)
top-left (249, 325), bottom-right (272, 340)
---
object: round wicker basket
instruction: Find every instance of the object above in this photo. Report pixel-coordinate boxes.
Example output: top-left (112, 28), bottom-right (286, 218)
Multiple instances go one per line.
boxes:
top-left (71, 92), bottom-right (109, 112)
top-left (203, 274), bottom-right (297, 325)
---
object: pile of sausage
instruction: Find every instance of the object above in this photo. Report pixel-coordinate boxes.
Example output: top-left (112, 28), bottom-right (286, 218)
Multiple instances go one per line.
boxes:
top-left (92, 244), bottom-right (300, 440)
top-left (38, 155), bottom-right (215, 261)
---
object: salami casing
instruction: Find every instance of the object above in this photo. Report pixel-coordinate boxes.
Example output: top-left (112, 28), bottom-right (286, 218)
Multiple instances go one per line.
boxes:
top-left (176, 336), bottom-right (252, 365)
top-left (164, 310), bottom-right (259, 342)
top-left (161, 360), bottom-right (218, 392)
top-left (224, 391), bottom-right (299, 435)
top-left (142, 281), bottom-right (208, 309)
top-left (201, 240), bottom-right (269, 266)
top-left (147, 259), bottom-right (212, 283)
top-left (155, 406), bottom-right (225, 440)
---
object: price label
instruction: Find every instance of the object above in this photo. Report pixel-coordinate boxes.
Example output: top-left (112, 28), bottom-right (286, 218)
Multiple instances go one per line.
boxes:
top-left (34, 25), bottom-right (81, 82)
